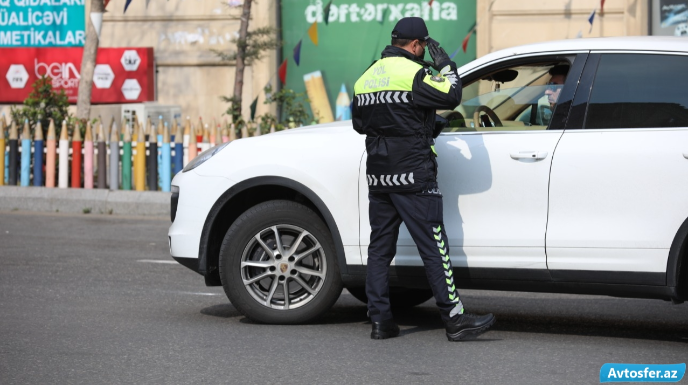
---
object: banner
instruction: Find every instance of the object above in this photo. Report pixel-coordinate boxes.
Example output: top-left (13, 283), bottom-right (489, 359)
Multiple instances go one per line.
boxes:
top-left (280, 0), bottom-right (476, 122)
top-left (0, 0), bottom-right (86, 47)
top-left (0, 47), bottom-right (155, 103)
top-left (651, 0), bottom-right (688, 35)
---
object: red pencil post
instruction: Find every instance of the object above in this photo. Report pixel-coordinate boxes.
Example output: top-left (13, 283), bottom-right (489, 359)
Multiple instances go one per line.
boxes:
top-left (71, 127), bottom-right (82, 188)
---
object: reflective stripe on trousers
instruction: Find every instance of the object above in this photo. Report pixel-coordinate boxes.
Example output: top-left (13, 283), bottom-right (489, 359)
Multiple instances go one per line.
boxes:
top-left (365, 191), bottom-right (464, 322)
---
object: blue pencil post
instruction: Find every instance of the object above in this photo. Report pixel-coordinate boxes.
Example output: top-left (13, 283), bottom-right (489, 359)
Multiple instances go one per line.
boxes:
top-left (173, 120), bottom-right (183, 175)
top-left (161, 123), bottom-right (171, 192)
top-left (33, 121), bottom-right (44, 186)
top-left (157, 118), bottom-right (164, 189)
top-left (20, 120), bottom-right (31, 186)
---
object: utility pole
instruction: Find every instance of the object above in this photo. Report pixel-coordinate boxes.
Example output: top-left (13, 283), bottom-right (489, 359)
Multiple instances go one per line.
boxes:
top-left (76, 0), bottom-right (105, 122)
top-left (232, 0), bottom-right (252, 119)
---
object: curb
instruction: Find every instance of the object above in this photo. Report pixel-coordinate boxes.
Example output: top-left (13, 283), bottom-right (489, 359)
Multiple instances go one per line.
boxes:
top-left (0, 186), bottom-right (170, 217)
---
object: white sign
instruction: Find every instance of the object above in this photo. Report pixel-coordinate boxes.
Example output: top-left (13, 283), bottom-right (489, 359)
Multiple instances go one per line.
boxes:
top-left (120, 50), bottom-right (140, 71)
top-left (305, 2), bottom-right (458, 24)
top-left (121, 78), bottom-right (141, 100)
top-left (6, 64), bottom-right (28, 89)
top-left (93, 64), bottom-right (114, 89)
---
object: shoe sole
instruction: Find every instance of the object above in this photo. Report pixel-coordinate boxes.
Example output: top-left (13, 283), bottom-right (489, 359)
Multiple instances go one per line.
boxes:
top-left (371, 330), bottom-right (400, 340)
top-left (446, 315), bottom-right (496, 342)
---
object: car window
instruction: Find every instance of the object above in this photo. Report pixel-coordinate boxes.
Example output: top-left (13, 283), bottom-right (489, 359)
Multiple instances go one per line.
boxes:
top-left (440, 62), bottom-right (570, 133)
top-left (584, 54), bottom-right (688, 129)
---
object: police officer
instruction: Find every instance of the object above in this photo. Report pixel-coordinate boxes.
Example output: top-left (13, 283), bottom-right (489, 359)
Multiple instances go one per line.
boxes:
top-left (352, 17), bottom-right (495, 341)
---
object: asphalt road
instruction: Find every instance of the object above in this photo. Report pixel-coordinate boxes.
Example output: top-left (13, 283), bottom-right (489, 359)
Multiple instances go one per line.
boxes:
top-left (0, 211), bottom-right (687, 384)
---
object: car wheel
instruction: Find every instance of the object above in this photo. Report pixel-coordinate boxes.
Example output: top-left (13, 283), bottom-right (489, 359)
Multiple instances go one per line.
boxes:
top-left (346, 287), bottom-right (434, 308)
top-left (218, 200), bottom-right (343, 324)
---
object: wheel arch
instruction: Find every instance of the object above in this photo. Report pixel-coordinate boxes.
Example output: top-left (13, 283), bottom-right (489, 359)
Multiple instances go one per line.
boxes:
top-left (198, 176), bottom-right (347, 286)
top-left (666, 217), bottom-right (687, 302)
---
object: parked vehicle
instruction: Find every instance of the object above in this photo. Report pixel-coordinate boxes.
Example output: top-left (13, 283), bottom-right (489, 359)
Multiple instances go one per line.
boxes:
top-left (169, 37), bottom-right (688, 323)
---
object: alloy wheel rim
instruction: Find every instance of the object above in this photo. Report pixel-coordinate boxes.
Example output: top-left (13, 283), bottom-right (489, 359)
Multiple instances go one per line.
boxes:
top-left (240, 224), bottom-right (327, 310)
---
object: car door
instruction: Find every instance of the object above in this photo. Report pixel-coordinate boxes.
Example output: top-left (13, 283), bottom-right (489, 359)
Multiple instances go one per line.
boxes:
top-left (546, 52), bottom-right (689, 284)
top-left (359, 53), bottom-right (587, 280)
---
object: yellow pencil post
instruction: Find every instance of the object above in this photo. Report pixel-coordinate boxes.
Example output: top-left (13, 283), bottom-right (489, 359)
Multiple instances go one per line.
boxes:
top-left (131, 120), bottom-right (137, 142)
top-left (134, 123), bottom-right (146, 191)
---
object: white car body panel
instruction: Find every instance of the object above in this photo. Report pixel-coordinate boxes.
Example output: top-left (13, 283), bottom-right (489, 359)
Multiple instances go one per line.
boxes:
top-left (177, 123), bottom-right (365, 265)
top-left (169, 171), bottom-right (234, 258)
top-left (547, 128), bottom-right (688, 272)
top-left (359, 131), bottom-right (564, 270)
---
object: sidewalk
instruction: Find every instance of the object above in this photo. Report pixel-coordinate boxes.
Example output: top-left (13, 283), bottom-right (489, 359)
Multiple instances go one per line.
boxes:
top-left (0, 187), bottom-right (169, 217)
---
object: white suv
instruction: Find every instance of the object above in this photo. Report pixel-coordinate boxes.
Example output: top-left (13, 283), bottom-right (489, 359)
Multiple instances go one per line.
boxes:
top-left (169, 37), bottom-right (688, 324)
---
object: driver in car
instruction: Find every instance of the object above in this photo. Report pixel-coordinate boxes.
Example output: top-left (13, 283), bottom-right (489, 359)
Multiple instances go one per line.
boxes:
top-left (545, 65), bottom-right (569, 111)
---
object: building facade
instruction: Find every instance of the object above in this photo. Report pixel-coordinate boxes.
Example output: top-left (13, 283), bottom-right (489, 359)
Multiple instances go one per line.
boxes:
top-left (2, 0), bottom-right (684, 123)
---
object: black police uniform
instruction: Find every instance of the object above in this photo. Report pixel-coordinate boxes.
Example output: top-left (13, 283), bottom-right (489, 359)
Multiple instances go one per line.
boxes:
top-left (352, 22), bottom-right (464, 324)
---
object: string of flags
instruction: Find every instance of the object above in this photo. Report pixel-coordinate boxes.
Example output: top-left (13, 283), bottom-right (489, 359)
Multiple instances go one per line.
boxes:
top-left (576, 0), bottom-right (606, 37)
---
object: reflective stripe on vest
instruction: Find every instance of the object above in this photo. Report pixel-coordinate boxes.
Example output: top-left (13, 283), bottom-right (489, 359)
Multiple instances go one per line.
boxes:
top-left (354, 91), bottom-right (411, 106)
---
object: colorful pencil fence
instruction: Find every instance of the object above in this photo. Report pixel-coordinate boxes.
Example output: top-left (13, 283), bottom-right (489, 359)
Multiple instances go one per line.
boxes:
top-left (0, 115), bottom-right (284, 191)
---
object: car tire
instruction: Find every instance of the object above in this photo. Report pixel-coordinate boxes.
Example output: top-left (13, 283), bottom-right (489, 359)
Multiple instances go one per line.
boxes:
top-left (346, 287), bottom-right (434, 308)
top-left (679, 237), bottom-right (687, 302)
top-left (218, 200), bottom-right (343, 324)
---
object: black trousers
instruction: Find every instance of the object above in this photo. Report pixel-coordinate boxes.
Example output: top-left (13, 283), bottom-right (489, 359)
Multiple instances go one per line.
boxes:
top-left (366, 191), bottom-right (464, 323)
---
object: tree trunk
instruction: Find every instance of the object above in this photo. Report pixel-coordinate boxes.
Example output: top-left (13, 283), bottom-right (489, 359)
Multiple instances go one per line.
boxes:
top-left (76, 0), bottom-right (105, 121)
top-left (233, 0), bottom-right (252, 121)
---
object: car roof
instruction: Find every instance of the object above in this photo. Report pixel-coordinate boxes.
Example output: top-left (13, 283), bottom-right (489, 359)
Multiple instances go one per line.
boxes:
top-left (458, 36), bottom-right (688, 74)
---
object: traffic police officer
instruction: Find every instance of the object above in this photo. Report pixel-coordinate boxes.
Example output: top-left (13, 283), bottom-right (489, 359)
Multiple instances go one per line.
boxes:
top-left (352, 17), bottom-right (495, 341)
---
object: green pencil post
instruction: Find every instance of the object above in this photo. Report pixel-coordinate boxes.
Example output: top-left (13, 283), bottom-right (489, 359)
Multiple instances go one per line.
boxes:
top-left (122, 141), bottom-right (132, 190)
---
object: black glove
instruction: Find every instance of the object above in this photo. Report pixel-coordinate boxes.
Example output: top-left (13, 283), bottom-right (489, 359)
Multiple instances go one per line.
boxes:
top-left (427, 39), bottom-right (454, 72)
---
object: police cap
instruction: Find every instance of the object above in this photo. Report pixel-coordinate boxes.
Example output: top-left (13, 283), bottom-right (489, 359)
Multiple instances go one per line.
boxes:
top-left (391, 17), bottom-right (430, 41)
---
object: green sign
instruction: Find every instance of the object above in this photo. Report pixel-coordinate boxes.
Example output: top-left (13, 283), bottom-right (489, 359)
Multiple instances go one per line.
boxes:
top-left (280, 0), bottom-right (476, 121)
top-left (0, 0), bottom-right (86, 47)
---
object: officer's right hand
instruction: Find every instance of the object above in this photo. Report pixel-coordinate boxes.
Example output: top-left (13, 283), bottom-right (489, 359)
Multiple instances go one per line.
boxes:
top-left (427, 39), bottom-right (454, 71)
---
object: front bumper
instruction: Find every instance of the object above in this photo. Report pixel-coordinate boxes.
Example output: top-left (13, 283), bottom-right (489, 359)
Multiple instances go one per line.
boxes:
top-left (168, 170), bottom-right (235, 262)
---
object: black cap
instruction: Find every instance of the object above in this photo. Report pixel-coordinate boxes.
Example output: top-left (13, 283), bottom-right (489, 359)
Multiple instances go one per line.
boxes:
top-left (391, 17), bottom-right (430, 41)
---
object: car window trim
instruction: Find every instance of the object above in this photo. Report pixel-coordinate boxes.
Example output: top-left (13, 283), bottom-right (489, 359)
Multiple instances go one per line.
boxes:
top-left (565, 53), bottom-right (600, 130)
top-left (549, 53), bottom-right (588, 131)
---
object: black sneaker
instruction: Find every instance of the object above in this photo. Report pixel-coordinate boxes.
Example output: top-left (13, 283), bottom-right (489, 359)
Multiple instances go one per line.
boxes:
top-left (371, 319), bottom-right (400, 340)
top-left (445, 312), bottom-right (495, 341)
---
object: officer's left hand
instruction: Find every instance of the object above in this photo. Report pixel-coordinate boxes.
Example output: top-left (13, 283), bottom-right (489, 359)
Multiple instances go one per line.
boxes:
top-left (427, 39), bottom-right (453, 71)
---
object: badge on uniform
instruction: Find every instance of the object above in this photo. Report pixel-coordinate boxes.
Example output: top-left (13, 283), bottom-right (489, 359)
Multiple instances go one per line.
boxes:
top-left (430, 75), bottom-right (445, 83)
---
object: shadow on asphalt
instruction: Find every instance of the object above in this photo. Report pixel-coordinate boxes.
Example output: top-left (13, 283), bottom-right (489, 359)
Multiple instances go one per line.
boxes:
top-left (199, 295), bottom-right (687, 343)
top-left (200, 303), bottom-right (243, 318)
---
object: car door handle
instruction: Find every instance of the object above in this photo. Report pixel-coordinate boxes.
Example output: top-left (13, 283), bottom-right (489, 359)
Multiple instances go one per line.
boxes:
top-left (510, 151), bottom-right (548, 160)
top-left (683, 152), bottom-right (688, 159)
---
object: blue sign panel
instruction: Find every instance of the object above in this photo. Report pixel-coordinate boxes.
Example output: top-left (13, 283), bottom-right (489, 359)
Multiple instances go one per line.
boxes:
top-left (0, 0), bottom-right (85, 47)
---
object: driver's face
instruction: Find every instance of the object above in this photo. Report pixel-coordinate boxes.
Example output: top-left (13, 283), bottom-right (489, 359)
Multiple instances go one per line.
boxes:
top-left (545, 74), bottom-right (565, 105)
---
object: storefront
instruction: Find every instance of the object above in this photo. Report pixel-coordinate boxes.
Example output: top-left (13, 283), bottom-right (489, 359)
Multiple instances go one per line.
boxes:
top-left (650, 0), bottom-right (688, 36)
